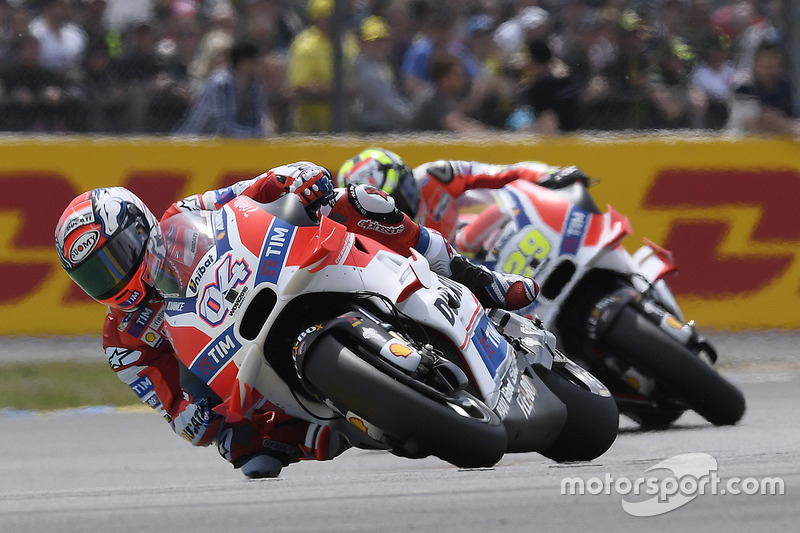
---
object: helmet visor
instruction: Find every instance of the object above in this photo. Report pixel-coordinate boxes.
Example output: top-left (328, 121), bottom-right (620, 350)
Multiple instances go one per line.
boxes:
top-left (393, 169), bottom-right (421, 219)
top-left (68, 223), bottom-right (149, 301)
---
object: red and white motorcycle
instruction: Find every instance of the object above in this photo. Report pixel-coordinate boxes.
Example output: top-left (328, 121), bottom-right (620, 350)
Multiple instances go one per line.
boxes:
top-left (455, 180), bottom-right (745, 427)
top-left (154, 194), bottom-right (618, 468)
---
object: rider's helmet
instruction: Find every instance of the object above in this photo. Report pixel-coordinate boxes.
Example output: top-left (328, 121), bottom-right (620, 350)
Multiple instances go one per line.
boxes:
top-left (55, 187), bottom-right (165, 312)
top-left (336, 148), bottom-right (421, 219)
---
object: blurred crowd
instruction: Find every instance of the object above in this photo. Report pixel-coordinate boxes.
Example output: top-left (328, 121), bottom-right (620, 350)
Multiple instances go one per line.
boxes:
top-left (0, 0), bottom-right (796, 137)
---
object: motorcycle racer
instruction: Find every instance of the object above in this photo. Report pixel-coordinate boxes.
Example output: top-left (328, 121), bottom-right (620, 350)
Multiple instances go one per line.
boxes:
top-left (336, 147), bottom-right (591, 244)
top-left (55, 162), bottom-right (538, 478)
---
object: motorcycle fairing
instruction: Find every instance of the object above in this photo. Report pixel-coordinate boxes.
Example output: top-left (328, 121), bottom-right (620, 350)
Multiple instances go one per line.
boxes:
top-left (161, 196), bottom-right (515, 415)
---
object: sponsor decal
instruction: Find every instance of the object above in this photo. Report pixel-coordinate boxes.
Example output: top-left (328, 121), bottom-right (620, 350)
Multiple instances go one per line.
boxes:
top-left (432, 191), bottom-right (452, 222)
top-left (118, 310), bottom-right (135, 331)
top-left (187, 248), bottom-right (218, 296)
top-left (106, 347), bottom-right (143, 369)
top-left (68, 230), bottom-right (99, 264)
top-left (356, 219), bottom-right (404, 235)
top-left (191, 324), bottom-right (241, 379)
top-left (59, 208), bottom-right (95, 245)
top-left (177, 196), bottom-right (201, 211)
top-left (494, 359), bottom-right (519, 419)
top-left (127, 305), bottom-right (156, 337)
top-left (471, 314), bottom-right (509, 378)
top-left (227, 285), bottom-right (249, 317)
top-left (165, 298), bottom-right (194, 316)
top-left (215, 186), bottom-right (236, 206)
top-left (120, 289), bottom-right (142, 309)
top-left (199, 254), bottom-right (251, 327)
top-left (256, 218), bottom-right (294, 284)
top-left (559, 206), bottom-right (588, 255)
top-left (141, 329), bottom-right (164, 348)
top-left (360, 327), bottom-right (385, 342)
top-left (130, 375), bottom-right (155, 399)
top-left (232, 196), bottom-right (259, 218)
top-left (388, 343), bottom-right (412, 358)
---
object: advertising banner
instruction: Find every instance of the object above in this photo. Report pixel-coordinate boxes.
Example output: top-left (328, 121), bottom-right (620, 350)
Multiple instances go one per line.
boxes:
top-left (2, 135), bottom-right (797, 334)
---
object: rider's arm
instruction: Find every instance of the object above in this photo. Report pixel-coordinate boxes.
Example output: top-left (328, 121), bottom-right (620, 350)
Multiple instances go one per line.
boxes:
top-left (102, 306), bottom-right (222, 446)
top-left (161, 163), bottom-right (334, 220)
top-left (417, 160), bottom-right (589, 195)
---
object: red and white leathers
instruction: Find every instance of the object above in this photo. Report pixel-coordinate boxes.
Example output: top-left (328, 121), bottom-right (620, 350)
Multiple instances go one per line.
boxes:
top-left (103, 162), bottom-right (461, 472)
top-left (413, 160), bottom-right (561, 242)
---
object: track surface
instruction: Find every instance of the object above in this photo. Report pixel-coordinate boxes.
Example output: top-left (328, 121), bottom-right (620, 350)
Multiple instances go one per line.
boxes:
top-left (1, 363), bottom-right (797, 532)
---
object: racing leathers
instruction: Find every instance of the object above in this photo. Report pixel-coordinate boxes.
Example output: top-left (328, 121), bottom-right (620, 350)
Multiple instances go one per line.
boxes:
top-left (413, 160), bottom-right (590, 242)
top-left (103, 161), bottom-right (537, 476)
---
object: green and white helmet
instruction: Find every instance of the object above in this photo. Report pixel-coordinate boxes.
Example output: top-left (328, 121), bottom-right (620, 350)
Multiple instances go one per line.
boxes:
top-left (337, 147), bottom-right (420, 219)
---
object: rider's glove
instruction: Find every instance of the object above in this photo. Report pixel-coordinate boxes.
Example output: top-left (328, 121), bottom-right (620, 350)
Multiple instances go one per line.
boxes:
top-left (537, 166), bottom-right (590, 189)
top-left (283, 165), bottom-right (336, 210)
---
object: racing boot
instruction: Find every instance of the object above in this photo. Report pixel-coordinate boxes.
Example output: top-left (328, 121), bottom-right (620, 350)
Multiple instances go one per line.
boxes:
top-left (217, 412), bottom-right (350, 479)
top-left (417, 226), bottom-right (539, 310)
top-left (448, 255), bottom-right (539, 310)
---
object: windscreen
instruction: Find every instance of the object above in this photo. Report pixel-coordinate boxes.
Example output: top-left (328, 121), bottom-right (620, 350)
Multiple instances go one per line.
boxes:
top-left (154, 211), bottom-right (216, 298)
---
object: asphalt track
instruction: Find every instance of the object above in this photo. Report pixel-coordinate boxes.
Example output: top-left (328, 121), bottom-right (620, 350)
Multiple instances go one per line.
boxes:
top-left (0, 338), bottom-right (798, 532)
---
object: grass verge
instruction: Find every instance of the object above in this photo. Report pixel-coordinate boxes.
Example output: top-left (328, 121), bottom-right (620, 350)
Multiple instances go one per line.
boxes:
top-left (0, 361), bottom-right (138, 411)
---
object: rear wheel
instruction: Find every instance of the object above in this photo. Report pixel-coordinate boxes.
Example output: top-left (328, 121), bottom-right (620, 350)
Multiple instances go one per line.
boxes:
top-left (536, 360), bottom-right (619, 462)
top-left (601, 306), bottom-right (745, 426)
top-left (299, 334), bottom-right (508, 468)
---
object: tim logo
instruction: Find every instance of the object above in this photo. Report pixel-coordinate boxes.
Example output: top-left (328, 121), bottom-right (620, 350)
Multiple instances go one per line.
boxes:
top-left (191, 324), bottom-right (241, 379)
top-left (559, 207), bottom-right (588, 256)
top-left (199, 254), bottom-right (251, 326)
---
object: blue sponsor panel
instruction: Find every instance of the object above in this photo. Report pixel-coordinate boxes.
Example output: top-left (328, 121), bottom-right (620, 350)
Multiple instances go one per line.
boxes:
top-left (190, 324), bottom-right (242, 380)
top-left (213, 209), bottom-right (232, 256)
top-left (130, 375), bottom-right (154, 400)
top-left (470, 314), bottom-right (509, 377)
top-left (255, 218), bottom-right (295, 284)
top-left (214, 186), bottom-right (236, 206)
top-left (165, 297), bottom-right (197, 317)
top-left (559, 206), bottom-right (589, 256)
top-left (126, 305), bottom-right (156, 337)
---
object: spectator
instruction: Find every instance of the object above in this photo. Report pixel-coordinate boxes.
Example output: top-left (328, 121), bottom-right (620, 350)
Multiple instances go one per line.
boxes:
top-left (458, 14), bottom-right (514, 129)
top-left (287, 0), bottom-right (358, 133)
top-left (580, 9), bottom-right (651, 130)
top-left (400, 5), bottom-right (458, 96)
top-left (644, 36), bottom-right (707, 129)
top-left (726, 38), bottom-right (799, 135)
top-left (114, 21), bottom-right (166, 133)
top-left (0, 33), bottom-right (83, 132)
top-left (510, 38), bottom-right (578, 134)
top-left (29, 0), bottom-right (87, 79)
top-left (186, 30), bottom-right (235, 99)
top-left (0, 5), bottom-right (32, 65)
top-left (493, 5), bottom-right (550, 59)
top-left (174, 39), bottom-right (267, 138)
top-left (352, 15), bottom-right (411, 132)
top-left (410, 50), bottom-right (492, 134)
top-left (78, 41), bottom-right (128, 132)
top-left (76, 0), bottom-right (110, 48)
top-left (691, 31), bottom-right (737, 129)
top-left (146, 37), bottom-right (193, 134)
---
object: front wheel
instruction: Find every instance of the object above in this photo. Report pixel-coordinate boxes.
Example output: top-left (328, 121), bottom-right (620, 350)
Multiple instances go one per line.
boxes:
top-left (299, 334), bottom-right (508, 468)
top-left (536, 358), bottom-right (619, 462)
top-left (600, 306), bottom-right (745, 426)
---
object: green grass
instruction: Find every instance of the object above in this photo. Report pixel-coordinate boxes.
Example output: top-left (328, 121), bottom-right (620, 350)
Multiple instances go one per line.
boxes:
top-left (0, 361), bottom-right (140, 411)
